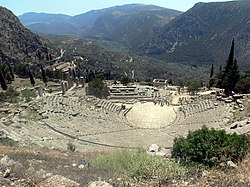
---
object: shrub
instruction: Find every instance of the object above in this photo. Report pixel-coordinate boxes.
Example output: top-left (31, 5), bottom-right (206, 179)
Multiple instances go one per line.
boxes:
top-left (86, 78), bottom-right (110, 99)
top-left (67, 142), bottom-right (76, 152)
top-left (235, 76), bottom-right (250, 94)
top-left (0, 86), bottom-right (19, 103)
top-left (0, 137), bottom-right (17, 147)
top-left (91, 149), bottom-right (187, 180)
top-left (21, 89), bottom-right (37, 102)
top-left (47, 88), bottom-right (53, 93)
top-left (172, 126), bottom-right (249, 167)
top-left (120, 76), bottom-right (134, 85)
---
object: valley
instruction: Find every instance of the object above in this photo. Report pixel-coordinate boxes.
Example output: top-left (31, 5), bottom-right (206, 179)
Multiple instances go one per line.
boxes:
top-left (0, 1), bottom-right (250, 186)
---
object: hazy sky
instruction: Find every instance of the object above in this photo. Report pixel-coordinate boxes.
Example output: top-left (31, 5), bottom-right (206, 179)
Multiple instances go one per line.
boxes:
top-left (0, 0), bottom-right (231, 16)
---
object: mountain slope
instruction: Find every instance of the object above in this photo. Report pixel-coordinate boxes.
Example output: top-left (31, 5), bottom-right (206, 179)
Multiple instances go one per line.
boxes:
top-left (89, 5), bottom-right (181, 48)
top-left (136, 1), bottom-right (250, 68)
top-left (0, 7), bottom-right (56, 64)
top-left (46, 35), bottom-right (209, 82)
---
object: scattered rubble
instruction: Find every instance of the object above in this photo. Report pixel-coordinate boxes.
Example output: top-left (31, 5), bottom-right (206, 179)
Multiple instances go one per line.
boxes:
top-left (88, 181), bottom-right (113, 187)
top-left (227, 161), bottom-right (237, 168)
top-left (41, 175), bottom-right (80, 187)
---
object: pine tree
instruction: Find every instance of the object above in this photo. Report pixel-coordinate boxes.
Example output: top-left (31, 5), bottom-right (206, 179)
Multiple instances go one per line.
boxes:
top-left (219, 39), bottom-right (240, 96)
top-left (28, 66), bottom-right (35, 86)
top-left (72, 68), bottom-right (76, 80)
top-left (225, 39), bottom-right (235, 72)
top-left (208, 64), bottom-right (215, 89)
top-left (231, 59), bottom-right (240, 91)
top-left (216, 66), bottom-right (223, 88)
top-left (7, 63), bottom-right (14, 80)
top-left (0, 70), bottom-right (7, 90)
top-left (5, 73), bottom-right (12, 84)
top-left (40, 65), bottom-right (48, 86)
top-left (210, 64), bottom-right (214, 78)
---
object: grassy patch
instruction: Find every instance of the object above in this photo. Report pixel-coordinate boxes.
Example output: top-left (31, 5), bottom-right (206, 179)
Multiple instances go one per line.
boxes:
top-left (21, 89), bottom-right (37, 102)
top-left (91, 149), bottom-right (188, 180)
top-left (2, 120), bottom-right (14, 126)
top-left (0, 137), bottom-right (17, 147)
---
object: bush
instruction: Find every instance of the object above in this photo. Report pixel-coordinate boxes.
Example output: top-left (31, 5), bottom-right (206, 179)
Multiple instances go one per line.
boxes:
top-left (67, 142), bottom-right (76, 152)
top-left (120, 76), bottom-right (134, 85)
top-left (0, 86), bottom-right (19, 103)
top-left (187, 82), bottom-right (201, 95)
top-left (0, 137), bottom-right (17, 147)
top-left (235, 76), bottom-right (250, 94)
top-left (172, 126), bottom-right (249, 167)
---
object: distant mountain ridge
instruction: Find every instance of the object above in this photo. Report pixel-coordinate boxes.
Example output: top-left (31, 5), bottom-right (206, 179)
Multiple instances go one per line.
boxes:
top-left (19, 12), bottom-right (71, 25)
top-left (19, 4), bottom-right (182, 36)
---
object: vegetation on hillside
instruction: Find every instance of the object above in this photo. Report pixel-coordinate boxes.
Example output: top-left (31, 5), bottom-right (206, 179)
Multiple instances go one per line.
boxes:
top-left (137, 1), bottom-right (250, 69)
top-left (0, 7), bottom-right (57, 66)
top-left (0, 86), bottom-right (37, 103)
top-left (46, 35), bottom-right (209, 82)
top-left (0, 86), bottom-right (19, 103)
top-left (172, 126), bottom-right (249, 167)
top-left (91, 149), bottom-right (187, 181)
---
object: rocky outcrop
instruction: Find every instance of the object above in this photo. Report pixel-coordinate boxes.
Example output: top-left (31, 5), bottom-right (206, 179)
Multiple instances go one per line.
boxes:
top-left (41, 175), bottom-right (80, 187)
top-left (88, 181), bottom-right (113, 187)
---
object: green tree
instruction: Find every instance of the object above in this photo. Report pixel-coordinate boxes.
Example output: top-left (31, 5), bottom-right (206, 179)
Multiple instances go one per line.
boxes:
top-left (187, 82), bottom-right (201, 95)
top-left (40, 65), bottom-right (48, 86)
top-left (208, 64), bottom-right (215, 89)
top-left (7, 63), bottom-right (14, 80)
top-left (168, 78), bottom-right (173, 85)
top-left (216, 65), bottom-right (223, 88)
top-left (235, 75), bottom-right (250, 94)
top-left (28, 66), bottom-right (35, 86)
top-left (120, 76), bottom-right (133, 85)
top-left (219, 39), bottom-right (240, 95)
top-left (5, 72), bottom-right (12, 84)
top-left (86, 78), bottom-right (110, 99)
top-left (210, 64), bottom-right (214, 78)
top-left (14, 63), bottom-right (28, 78)
top-left (0, 70), bottom-right (7, 90)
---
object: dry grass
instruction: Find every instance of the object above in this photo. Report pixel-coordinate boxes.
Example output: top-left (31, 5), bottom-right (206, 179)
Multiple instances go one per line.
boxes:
top-left (0, 113), bottom-right (6, 119)
top-left (1, 145), bottom-right (250, 186)
top-left (0, 146), bottom-right (111, 186)
top-left (196, 159), bottom-right (250, 187)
